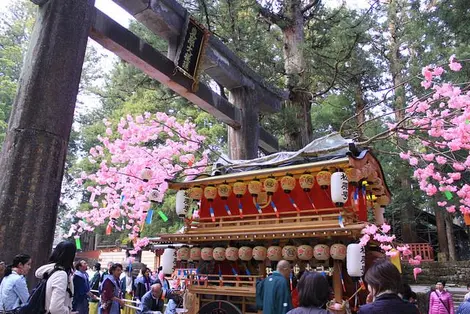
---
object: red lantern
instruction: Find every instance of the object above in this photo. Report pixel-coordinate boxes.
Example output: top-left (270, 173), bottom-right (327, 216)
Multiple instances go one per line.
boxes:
top-left (141, 167), bottom-right (153, 182)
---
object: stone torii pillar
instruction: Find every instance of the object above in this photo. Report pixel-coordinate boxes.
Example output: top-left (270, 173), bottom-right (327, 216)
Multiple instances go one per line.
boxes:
top-left (0, 0), bottom-right (94, 283)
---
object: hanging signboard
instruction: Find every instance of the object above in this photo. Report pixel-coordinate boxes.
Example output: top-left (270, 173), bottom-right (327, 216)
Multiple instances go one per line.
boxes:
top-left (175, 17), bottom-right (209, 91)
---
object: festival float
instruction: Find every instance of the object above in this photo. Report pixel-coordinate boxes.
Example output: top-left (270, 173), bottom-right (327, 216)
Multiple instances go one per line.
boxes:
top-left (151, 134), bottom-right (393, 314)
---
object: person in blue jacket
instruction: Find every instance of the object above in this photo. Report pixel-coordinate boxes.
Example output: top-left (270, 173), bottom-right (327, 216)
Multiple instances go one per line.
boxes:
top-left (73, 260), bottom-right (98, 314)
top-left (257, 260), bottom-right (293, 314)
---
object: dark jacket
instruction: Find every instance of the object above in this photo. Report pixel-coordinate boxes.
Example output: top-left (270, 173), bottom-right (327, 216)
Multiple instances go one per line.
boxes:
top-left (258, 272), bottom-right (293, 314)
top-left (120, 275), bottom-right (136, 295)
top-left (359, 293), bottom-right (420, 314)
top-left (139, 290), bottom-right (165, 313)
top-left (135, 276), bottom-right (154, 301)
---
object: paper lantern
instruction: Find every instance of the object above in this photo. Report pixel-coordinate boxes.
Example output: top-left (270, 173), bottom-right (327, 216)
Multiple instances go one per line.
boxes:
top-left (314, 244), bottom-right (330, 261)
top-left (299, 173), bottom-right (315, 192)
top-left (148, 189), bottom-right (159, 203)
top-left (161, 248), bottom-right (176, 275)
top-left (248, 180), bottom-right (263, 196)
top-left (330, 244), bottom-right (347, 260)
top-left (190, 247), bottom-right (201, 261)
top-left (346, 244), bottom-right (365, 277)
top-left (345, 168), bottom-right (362, 185)
top-left (177, 246), bottom-right (190, 261)
top-left (218, 183), bottom-right (232, 200)
top-left (175, 190), bottom-right (190, 218)
top-left (201, 247), bottom-right (214, 261)
top-left (267, 246), bottom-right (282, 261)
top-left (239, 246), bottom-right (253, 261)
top-left (141, 167), bottom-right (153, 182)
top-left (264, 177), bottom-right (278, 195)
top-left (253, 246), bottom-right (267, 261)
top-left (331, 172), bottom-right (349, 207)
top-left (188, 186), bottom-right (203, 200)
top-left (204, 186), bottom-right (217, 201)
top-left (225, 247), bottom-right (239, 261)
top-left (281, 175), bottom-right (296, 193)
top-left (282, 245), bottom-right (297, 261)
top-left (213, 247), bottom-right (226, 261)
top-left (297, 245), bottom-right (313, 260)
top-left (317, 170), bottom-right (331, 189)
top-left (233, 181), bottom-right (247, 198)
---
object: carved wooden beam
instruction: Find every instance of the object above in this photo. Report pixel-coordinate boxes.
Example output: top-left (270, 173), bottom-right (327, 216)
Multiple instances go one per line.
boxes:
top-left (90, 9), bottom-right (279, 153)
top-left (111, 0), bottom-right (287, 113)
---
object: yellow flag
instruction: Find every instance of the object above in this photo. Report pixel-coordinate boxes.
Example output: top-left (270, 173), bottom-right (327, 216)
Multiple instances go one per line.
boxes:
top-left (389, 249), bottom-right (402, 273)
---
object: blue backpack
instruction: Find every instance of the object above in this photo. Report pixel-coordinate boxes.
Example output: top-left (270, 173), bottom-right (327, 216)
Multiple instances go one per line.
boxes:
top-left (17, 269), bottom-right (62, 314)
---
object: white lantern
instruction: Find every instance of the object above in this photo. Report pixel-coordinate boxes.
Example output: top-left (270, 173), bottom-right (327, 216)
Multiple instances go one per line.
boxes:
top-left (297, 245), bottom-right (313, 261)
top-left (161, 248), bottom-right (176, 275)
top-left (330, 244), bottom-right (347, 260)
top-left (176, 190), bottom-right (190, 218)
top-left (190, 247), bottom-right (201, 261)
top-left (213, 247), bottom-right (226, 261)
top-left (177, 247), bottom-right (190, 261)
top-left (346, 244), bottom-right (365, 277)
top-left (141, 167), bottom-right (153, 182)
top-left (314, 244), bottom-right (330, 261)
top-left (201, 247), bottom-right (214, 261)
top-left (225, 247), bottom-right (239, 261)
top-left (239, 246), bottom-right (253, 261)
top-left (331, 172), bottom-right (349, 207)
top-left (282, 246), bottom-right (297, 261)
top-left (253, 246), bottom-right (267, 261)
top-left (267, 246), bottom-right (282, 261)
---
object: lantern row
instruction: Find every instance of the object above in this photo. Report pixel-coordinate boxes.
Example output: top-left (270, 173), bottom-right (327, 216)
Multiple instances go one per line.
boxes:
top-left (164, 243), bottom-right (365, 278)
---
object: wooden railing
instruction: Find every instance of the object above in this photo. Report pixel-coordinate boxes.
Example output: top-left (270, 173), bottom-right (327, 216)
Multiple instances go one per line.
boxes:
top-left (188, 207), bottom-right (357, 233)
top-left (403, 243), bottom-right (434, 262)
top-left (187, 274), bottom-right (261, 297)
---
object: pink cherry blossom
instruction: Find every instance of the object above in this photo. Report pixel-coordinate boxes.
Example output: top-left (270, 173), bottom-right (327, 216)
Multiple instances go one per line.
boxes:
top-left (69, 112), bottom-right (208, 253)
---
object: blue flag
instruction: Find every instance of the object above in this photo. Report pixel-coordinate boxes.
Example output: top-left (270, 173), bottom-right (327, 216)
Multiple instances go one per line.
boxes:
top-left (146, 209), bottom-right (154, 224)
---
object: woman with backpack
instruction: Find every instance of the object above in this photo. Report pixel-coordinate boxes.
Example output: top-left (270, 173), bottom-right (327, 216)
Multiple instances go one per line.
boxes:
top-left (35, 241), bottom-right (77, 314)
top-left (0, 254), bottom-right (32, 312)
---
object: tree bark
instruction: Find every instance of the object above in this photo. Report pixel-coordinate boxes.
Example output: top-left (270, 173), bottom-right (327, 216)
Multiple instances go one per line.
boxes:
top-left (445, 212), bottom-right (457, 261)
top-left (282, 0), bottom-right (312, 150)
top-left (227, 87), bottom-right (260, 159)
top-left (0, 0), bottom-right (94, 284)
top-left (387, 0), bottom-right (417, 243)
top-left (435, 207), bottom-right (449, 261)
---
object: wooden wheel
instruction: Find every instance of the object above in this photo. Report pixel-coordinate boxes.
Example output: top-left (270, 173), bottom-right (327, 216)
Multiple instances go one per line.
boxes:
top-left (198, 300), bottom-right (242, 314)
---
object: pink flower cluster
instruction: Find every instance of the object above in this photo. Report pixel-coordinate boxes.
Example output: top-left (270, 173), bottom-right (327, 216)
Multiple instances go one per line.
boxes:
top-left (69, 112), bottom-right (208, 251)
top-left (393, 56), bottom-right (470, 214)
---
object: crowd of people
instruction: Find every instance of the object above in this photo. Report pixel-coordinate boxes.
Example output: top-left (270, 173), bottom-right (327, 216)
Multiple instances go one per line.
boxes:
top-left (255, 259), bottom-right (470, 314)
top-left (0, 241), bottom-right (177, 314)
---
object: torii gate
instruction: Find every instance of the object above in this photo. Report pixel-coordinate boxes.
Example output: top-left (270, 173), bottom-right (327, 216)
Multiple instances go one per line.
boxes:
top-left (0, 0), bottom-right (284, 281)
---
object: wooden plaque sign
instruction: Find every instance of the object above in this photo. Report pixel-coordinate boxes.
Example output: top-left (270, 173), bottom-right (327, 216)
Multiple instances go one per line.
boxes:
top-left (175, 18), bottom-right (209, 91)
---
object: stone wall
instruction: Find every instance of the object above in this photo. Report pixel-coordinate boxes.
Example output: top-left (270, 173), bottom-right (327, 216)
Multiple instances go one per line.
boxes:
top-left (403, 261), bottom-right (470, 285)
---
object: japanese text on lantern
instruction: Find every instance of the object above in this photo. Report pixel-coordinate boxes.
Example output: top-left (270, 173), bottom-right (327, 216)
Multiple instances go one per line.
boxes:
top-left (341, 173), bottom-right (349, 200)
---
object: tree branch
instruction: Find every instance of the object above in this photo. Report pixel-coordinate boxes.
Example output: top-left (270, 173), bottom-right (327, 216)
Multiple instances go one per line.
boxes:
top-left (301, 0), bottom-right (321, 14)
top-left (254, 0), bottom-right (290, 28)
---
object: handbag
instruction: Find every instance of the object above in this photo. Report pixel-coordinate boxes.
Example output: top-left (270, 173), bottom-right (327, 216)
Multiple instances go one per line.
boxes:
top-left (434, 291), bottom-right (450, 314)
